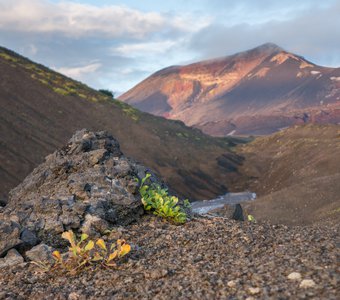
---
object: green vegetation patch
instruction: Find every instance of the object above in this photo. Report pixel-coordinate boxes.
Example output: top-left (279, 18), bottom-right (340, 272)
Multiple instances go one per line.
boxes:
top-left (139, 174), bottom-right (187, 224)
top-left (53, 87), bottom-right (70, 96)
top-left (114, 100), bottom-right (140, 121)
top-left (0, 52), bottom-right (19, 62)
top-left (34, 230), bottom-right (131, 275)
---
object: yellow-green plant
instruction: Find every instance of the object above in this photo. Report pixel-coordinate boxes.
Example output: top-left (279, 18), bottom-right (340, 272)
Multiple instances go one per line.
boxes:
top-left (52, 230), bottom-right (131, 274)
top-left (247, 214), bottom-right (256, 222)
top-left (139, 174), bottom-right (187, 224)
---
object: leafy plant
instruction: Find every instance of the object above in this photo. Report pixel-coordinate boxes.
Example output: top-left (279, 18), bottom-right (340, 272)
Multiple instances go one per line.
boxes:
top-left (247, 214), bottom-right (256, 222)
top-left (98, 89), bottom-right (115, 98)
top-left (52, 230), bottom-right (131, 274)
top-left (139, 174), bottom-right (187, 224)
top-left (183, 199), bottom-right (191, 209)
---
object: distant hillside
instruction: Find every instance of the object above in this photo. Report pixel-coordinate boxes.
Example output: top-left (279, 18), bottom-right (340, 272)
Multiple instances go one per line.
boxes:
top-left (0, 46), bottom-right (247, 201)
top-left (120, 43), bottom-right (340, 136)
top-left (237, 124), bottom-right (340, 225)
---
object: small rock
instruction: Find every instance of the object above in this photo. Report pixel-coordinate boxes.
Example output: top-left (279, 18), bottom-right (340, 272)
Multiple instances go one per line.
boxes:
top-left (68, 292), bottom-right (80, 300)
top-left (287, 272), bottom-right (302, 281)
top-left (89, 149), bottom-right (107, 165)
top-left (145, 269), bottom-right (168, 279)
top-left (81, 214), bottom-right (109, 236)
top-left (248, 287), bottom-right (261, 295)
top-left (25, 243), bottom-right (54, 264)
top-left (227, 280), bottom-right (236, 288)
top-left (232, 204), bottom-right (245, 221)
top-left (299, 279), bottom-right (316, 288)
top-left (20, 228), bottom-right (38, 247)
top-left (0, 220), bottom-right (22, 256)
top-left (0, 249), bottom-right (24, 268)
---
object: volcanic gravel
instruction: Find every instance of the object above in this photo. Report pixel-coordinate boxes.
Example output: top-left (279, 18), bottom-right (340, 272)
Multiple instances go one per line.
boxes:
top-left (0, 215), bottom-right (339, 300)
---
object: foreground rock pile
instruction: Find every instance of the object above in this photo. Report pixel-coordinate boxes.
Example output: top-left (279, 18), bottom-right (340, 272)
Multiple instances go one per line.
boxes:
top-left (0, 129), bottom-right (162, 256)
top-left (0, 216), bottom-right (338, 299)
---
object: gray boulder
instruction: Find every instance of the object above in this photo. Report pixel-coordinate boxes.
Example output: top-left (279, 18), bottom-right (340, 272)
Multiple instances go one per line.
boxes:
top-left (0, 220), bottom-right (21, 257)
top-left (2, 129), bottom-right (163, 248)
top-left (25, 244), bottom-right (54, 264)
top-left (0, 249), bottom-right (24, 269)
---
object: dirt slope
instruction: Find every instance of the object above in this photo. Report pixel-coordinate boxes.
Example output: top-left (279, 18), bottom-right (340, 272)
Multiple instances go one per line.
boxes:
top-left (236, 124), bottom-right (340, 225)
top-left (120, 43), bottom-right (340, 136)
top-left (0, 47), bottom-right (246, 201)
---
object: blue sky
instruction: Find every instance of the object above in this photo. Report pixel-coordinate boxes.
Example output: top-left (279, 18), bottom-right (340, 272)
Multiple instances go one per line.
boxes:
top-left (0, 0), bottom-right (339, 94)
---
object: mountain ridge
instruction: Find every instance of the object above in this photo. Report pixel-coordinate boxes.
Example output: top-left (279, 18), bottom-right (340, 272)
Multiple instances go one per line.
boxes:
top-left (120, 43), bottom-right (340, 136)
top-left (0, 45), bottom-right (247, 201)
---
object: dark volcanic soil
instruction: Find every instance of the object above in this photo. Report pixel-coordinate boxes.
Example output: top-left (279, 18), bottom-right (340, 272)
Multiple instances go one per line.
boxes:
top-left (1, 216), bottom-right (339, 300)
top-left (238, 124), bottom-right (340, 225)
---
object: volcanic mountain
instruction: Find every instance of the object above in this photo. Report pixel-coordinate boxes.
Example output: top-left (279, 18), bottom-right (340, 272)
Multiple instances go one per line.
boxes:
top-left (0, 46), bottom-right (247, 201)
top-left (120, 43), bottom-right (340, 136)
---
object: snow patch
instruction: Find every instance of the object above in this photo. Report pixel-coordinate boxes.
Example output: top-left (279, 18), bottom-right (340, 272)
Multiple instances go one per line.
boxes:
top-left (311, 70), bottom-right (321, 75)
top-left (330, 76), bottom-right (340, 81)
top-left (296, 71), bottom-right (303, 78)
top-left (227, 130), bottom-right (236, 136)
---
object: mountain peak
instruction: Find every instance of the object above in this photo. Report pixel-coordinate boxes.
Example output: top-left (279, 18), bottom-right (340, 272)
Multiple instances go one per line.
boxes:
top-left (120, 43), bottom-right (340, 137)
top-left (249, 43), bottom-right (284, 54)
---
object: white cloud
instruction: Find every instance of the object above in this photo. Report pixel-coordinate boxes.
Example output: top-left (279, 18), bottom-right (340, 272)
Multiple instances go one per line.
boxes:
top-left (0, 0), bottom-right (166, 38)
top-left (112, 40), bottom-right (177, 56)
top-left (54, 62), bottom-right (102, 79)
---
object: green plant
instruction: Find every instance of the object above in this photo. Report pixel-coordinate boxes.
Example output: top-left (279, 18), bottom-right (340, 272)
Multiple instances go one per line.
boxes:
top-left (247, 214), bottom-right (256, 222)
top-left (99, 89), bottom-right (114, 98)
top-left (53, 87), bottom-right (70, 96)
top-left (139, 174), bottom-right (187, 224)
top-left (51, 230), bottom-right (131, 274)
top-left (183, 199), bottom-right (191, 208)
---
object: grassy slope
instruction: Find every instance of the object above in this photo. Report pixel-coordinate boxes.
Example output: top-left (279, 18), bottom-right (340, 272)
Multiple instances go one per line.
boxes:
top-left (237, 124), bottom-right (340, 225)
top-left (0, 47), bottom-right (247, 201)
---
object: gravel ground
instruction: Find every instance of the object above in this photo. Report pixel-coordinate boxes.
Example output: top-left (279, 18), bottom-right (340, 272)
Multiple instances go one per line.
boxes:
top-left (0, 215), bottom-right (339, 300)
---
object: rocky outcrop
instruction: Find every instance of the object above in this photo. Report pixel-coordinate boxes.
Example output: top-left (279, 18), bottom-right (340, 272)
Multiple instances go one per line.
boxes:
top-left (0, 129), bottom-right (163, 251)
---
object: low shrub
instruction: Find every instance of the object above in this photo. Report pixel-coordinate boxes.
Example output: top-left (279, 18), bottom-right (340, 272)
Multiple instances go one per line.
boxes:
top-left (50, 230), bottom-right (131, 274)
top-left (98, 89), bottom-right (114, 98)
top-left (139, 174), bottom-right (187, 224)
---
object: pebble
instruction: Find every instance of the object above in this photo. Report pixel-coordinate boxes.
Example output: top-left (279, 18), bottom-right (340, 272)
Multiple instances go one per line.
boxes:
top-left (0, 217), bottom-right (338, 299)
top-left (68, 292), bottom-right (80, 300)
top-left (227, 280), bottom-right (236, 288)
top-left (299, 279), bottom-right (316, 288)
top-left (287, 272), bottom-right (302, 281)
top-left (248, 287), bottom-right (261, 295)
top-left (145, 269), bottom-right (168, 279)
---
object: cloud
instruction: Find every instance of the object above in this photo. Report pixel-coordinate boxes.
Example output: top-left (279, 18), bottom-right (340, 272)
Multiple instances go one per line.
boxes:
top-left (54, 62), bottom-right (102, 79)
top-left (0, 0), bottom-right (338, 96)
top-left (188, 1), bottom-right (340, 67)
top-left (0, 0), bottom-right (167, 38)
top-left (112, 40), bottom-right (177, 57)
top-left (0, 0), bottom-right (211, 93)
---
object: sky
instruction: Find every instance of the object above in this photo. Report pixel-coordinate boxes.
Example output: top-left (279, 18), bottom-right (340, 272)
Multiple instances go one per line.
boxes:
top-left (0, 0), bottom-right (339, 95)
